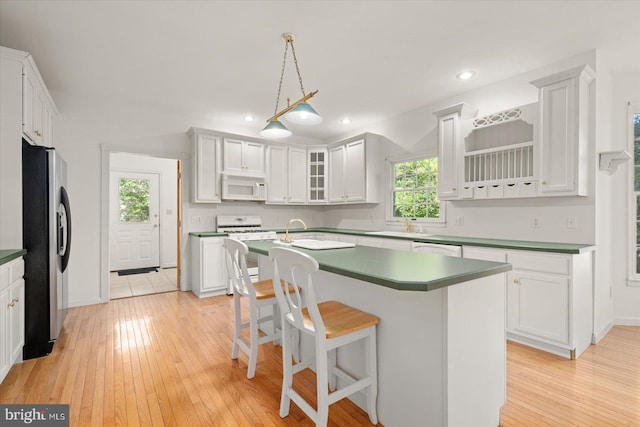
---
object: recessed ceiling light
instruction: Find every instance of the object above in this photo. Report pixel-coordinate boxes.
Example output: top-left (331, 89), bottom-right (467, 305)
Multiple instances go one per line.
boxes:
top-left (340, 118), bottom-right (351, 124)
top-left (456, 70), bottom-right (476, 80)
top-left (244, 115), bottom-right (255, 122)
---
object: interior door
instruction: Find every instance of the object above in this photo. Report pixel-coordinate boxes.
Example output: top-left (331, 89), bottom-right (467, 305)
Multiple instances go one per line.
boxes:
top-left (110, 172), bottom-right (160, 271)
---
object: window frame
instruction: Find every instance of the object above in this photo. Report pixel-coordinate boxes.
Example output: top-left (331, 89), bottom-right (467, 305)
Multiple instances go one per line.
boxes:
top-left (386, 152), bottom-right (445, 225)
top-left (628, 103), bottom-right (640, 286)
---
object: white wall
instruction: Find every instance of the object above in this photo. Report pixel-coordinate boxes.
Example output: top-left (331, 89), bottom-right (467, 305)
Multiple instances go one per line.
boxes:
top-left (593, 54), bottom-right (615, 339)
top-left (110, 153), bottom-right (178, 268)
top-left (611, 72), bottom-right (640, 325)
top-left (324, 51), bottom-right (598, 245)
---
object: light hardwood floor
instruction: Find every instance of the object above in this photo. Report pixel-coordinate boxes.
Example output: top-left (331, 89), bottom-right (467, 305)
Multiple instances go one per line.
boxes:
top-left (1, 291), bottom-right (638, 426)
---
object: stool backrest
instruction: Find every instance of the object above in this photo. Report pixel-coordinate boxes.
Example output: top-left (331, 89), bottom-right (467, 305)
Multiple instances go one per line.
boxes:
top-left (269, 247), bottom-right (324, 336)
top-left (223, 238), bottom-right (254, 298)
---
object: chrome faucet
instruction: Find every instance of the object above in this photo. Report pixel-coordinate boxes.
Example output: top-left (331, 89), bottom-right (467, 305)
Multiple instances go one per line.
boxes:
top-left (282, 218), bottom-right (308, 243)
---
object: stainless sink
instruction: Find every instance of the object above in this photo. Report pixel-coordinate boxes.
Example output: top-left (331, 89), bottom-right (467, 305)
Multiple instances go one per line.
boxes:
top-left (365, 231), bottom-right (432, 239)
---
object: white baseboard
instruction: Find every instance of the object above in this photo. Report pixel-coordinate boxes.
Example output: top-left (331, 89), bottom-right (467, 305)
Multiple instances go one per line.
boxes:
top-left (592, 321), bottom-right (614, 343)
top-left (614, 317), bottom-right (640, 326)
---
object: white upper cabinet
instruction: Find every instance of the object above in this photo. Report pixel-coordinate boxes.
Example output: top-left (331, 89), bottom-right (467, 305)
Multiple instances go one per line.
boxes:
top-left (433, 103), bottom-right (478, 200)
top-left (190, 128), bottom-right (221, 203)
top-left (21, 56), bottom-right (57, 147)
top-left (307, 148), bottom-right (327, 203)
top-left (223, 138), bottom-right (265, 176)
top-left (328, 145), bottom-right (346, 202)
top-left (328, 133), bottom-right (380, 204)
top-left (288, 147), bottom-right (307, 203)
top-left (433, 64), bottom-right (594, 201)
top-left (531, 65), bottom-right (595, 197)
top-left (266, 145), bottom-right (307, 204)
top-left (344, 139), bottom-right (366, 202)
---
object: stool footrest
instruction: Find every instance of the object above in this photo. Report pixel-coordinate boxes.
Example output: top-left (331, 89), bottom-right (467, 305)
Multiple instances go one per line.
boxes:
top-left (328, 369), bottom-right (372, 404)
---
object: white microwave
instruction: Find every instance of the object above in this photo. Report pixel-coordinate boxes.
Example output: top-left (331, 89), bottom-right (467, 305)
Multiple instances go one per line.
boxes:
top-left (221, 174), bottom-right (266, 201)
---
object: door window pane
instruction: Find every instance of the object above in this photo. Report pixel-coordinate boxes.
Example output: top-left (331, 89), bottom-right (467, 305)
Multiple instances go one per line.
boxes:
top-left (119, 178), bottom-right (150, 223)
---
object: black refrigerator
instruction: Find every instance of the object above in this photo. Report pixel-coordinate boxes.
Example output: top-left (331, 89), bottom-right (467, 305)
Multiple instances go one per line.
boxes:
top-left (22, 140), bottom-right (72, 360)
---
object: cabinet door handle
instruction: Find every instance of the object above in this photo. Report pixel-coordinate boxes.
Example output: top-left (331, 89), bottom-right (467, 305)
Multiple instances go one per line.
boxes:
top-left (452, 187), bottom-right (456, 191)
top-left (35, 130), bottom-right (42, 137)
top-left (541, 181), bottom-right (546, 185)
top-left (13, 297), bottom-right (19, 303)
top-left (513, 279), bottom-right (520, 284)
top-left (8, 302), bottom-right (15, 308)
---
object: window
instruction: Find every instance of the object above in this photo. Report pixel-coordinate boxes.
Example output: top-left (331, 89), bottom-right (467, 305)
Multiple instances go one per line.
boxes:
top-left (631, 108), bottom-right (640, 279)
top-left (119, 178), bottom-right (150, 223)
top-left (390, 156), bottom-right (443, 222)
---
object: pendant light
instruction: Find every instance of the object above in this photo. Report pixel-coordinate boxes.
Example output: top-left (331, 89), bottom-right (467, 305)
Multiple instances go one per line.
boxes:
top-left (260, 33), bottom-right (321, 138)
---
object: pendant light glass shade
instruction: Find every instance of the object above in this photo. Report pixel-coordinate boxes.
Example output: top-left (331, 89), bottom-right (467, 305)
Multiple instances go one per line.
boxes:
top-left (259, 120), bottom-right (292, 138)
top-left (283, 102), bottom-right (323, 125)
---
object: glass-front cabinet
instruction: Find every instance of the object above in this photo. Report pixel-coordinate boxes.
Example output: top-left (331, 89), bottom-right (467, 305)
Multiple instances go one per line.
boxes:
top-left (308, 148), bottom-right (327, 203)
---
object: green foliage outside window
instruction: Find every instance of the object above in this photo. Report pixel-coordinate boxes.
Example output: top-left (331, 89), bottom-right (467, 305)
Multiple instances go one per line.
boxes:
top-left (393, 158), bottom-right (440, 219)
top-left (119, 178), bottom-right (150, 223)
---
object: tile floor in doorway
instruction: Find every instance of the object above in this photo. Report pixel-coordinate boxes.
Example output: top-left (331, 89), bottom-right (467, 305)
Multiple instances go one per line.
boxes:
top-left (110, 267), bottom-right (178, 299)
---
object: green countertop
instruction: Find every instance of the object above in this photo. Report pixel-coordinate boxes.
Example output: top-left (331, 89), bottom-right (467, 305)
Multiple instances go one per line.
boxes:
top-left (246, 241), bottom-right (511, 292)
top-left (0, 249), bottom-right (26, 266)
top-left (189, 231), bottom-right (227, 237)
top-left (190, 228), bottom-right (594, 254)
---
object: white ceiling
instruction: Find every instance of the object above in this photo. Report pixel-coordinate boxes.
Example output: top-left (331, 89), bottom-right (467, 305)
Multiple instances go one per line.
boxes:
top-left (1, 1), bottom-right (639, 141)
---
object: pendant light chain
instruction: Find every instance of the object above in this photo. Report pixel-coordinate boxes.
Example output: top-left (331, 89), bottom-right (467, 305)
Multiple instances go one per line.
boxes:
top-left (260, 32), bottom-right (320, 137)
top-left (289, 41), bottom-right (307, 97)
top-left (273, 41), bottom-right (290, 116)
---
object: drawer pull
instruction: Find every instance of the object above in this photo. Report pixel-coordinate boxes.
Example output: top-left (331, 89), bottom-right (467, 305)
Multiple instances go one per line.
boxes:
top-left (513, 279), bottom-right (520, 284)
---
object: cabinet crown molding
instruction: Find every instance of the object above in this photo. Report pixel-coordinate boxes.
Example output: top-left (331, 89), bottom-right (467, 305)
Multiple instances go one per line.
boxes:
top-left (0, 46), bottom-right (29, 62)
top-left (433, 102), bottom-right (478, 119)
top-left (530, 64), bottom-right (595, 88)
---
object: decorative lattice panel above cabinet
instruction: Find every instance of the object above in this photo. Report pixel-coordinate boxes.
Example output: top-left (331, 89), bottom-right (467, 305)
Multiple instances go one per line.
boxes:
top-left (461, 103), bottom-right (537, 199)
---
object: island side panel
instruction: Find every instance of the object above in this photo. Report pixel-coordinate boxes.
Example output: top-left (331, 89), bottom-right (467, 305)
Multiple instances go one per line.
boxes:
top-left (258, 253), bottom-right (507, 426)
top-left (311, 270), bottom-right (446, 427)
top-left (445, 274), bottom-right (506, 427)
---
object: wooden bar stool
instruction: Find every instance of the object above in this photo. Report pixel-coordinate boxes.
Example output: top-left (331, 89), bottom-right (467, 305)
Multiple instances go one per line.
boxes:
top-left (224, 238), bottom-right (282, 379)
top-left (268, 247), bottom-right (379, 426)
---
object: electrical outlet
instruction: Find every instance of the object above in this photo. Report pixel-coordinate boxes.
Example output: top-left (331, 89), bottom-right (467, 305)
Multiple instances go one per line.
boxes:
top-left (531, 217), bottom-right (540, 228)
top-left (454, 216), bottom-right (464, 226)
top-left (191, 216), bottom-right (201, 224)
top-left (567, 216), bottom-right (577, 229)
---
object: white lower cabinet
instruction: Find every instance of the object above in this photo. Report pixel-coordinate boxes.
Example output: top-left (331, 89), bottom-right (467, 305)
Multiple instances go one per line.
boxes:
top-left (508, 270), bottom-right (569, 345)
top-left (190, 237), bottom-right (228, 298)
top-left (1, 257), bottom-right (25, 383)
top-left (463, 245), bottom-right (592, 359)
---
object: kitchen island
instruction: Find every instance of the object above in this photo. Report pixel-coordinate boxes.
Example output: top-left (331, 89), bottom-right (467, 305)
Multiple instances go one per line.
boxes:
top-left (247, 241), bottom-right (512, 427)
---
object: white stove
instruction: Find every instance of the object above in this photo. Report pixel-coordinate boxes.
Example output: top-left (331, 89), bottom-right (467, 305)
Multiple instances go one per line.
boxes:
top-left (217, 216), bottom-right (274, 291)
top-left (216, 215), bottom-right (277, 241)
